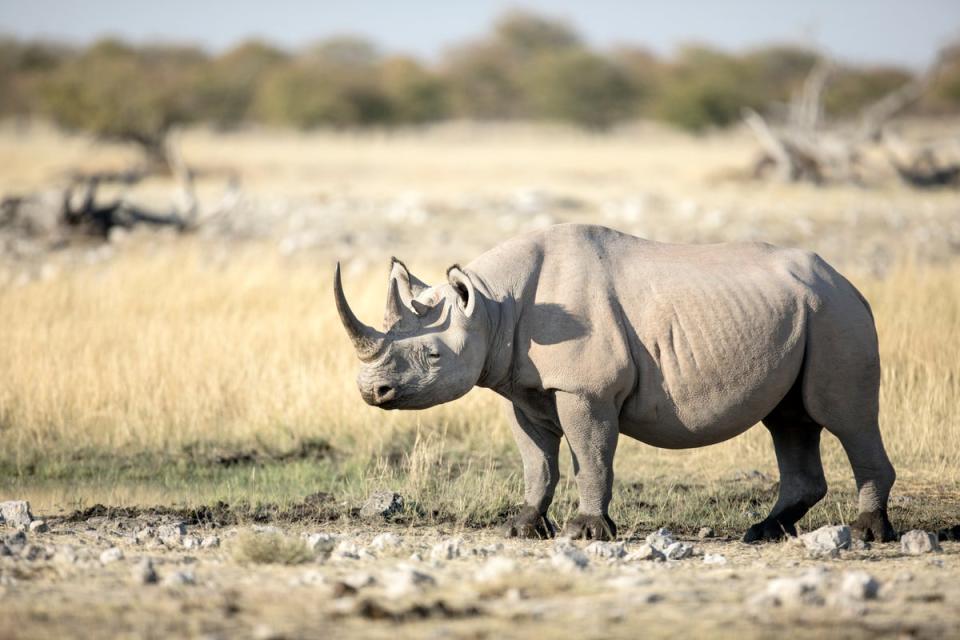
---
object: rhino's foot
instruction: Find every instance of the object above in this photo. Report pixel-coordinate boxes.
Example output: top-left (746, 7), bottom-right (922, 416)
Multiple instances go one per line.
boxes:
top-left (502, 505), bottom-right (556, 539)
top-left (852, 508), bottom-right (896, 542)
top-left (561, 513), bottom-right (617, 541)
top-left (743, 518), bottom-right (798, 543)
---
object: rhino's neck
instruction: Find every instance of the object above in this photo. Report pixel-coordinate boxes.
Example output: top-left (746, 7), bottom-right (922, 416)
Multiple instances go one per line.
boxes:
top-left (471, 274), bottom-right (516, 392)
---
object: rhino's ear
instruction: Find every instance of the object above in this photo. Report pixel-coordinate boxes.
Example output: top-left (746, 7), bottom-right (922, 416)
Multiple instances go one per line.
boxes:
top-left (447, 265), bottom-right (476, 318)
top-left (390, 257), bottom-right (428, 307)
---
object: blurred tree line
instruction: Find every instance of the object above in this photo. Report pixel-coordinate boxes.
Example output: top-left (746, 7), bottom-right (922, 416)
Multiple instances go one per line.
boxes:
top-left (1, 10), bottom-right (957, 153)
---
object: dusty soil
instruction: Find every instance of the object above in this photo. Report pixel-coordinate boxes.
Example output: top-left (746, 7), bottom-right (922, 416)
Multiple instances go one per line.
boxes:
top-left (1, 515), bottom-right (958, 640)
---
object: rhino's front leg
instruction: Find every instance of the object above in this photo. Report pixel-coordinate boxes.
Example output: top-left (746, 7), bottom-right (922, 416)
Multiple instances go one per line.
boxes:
top-left (556, 392), bottom-right (619, 540)
top-left (502, 402), bottom-right (561, 539)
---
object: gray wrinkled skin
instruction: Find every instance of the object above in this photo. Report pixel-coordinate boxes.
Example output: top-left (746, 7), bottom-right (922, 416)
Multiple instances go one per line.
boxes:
top-left (335, 224), bottom-right (897, 542)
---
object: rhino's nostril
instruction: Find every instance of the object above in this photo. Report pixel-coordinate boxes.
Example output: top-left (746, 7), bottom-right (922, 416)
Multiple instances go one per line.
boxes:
top-left (375, 385), bottom-right (394, 400)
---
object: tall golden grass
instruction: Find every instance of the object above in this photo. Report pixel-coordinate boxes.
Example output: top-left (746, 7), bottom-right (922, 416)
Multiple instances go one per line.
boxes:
top-left (1, 240), bottom-right (956, 489)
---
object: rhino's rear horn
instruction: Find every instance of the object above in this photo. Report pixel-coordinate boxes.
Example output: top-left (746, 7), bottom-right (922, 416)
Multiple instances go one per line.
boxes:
top-left (334, 263), bottom-right (386, 362)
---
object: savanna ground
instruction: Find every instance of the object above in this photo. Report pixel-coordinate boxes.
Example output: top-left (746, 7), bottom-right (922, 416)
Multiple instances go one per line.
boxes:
top-left (0, 121), bottom-right (959, 638)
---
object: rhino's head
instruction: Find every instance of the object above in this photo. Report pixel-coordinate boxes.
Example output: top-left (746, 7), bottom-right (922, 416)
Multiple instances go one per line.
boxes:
top-left (334, 259), bottom-right (488, 410)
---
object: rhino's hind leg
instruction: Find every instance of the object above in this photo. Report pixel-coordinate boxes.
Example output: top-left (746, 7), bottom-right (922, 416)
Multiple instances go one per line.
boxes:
top-left (744, 415), bottom-right (827, 543)
top-left (832, 428), bottom-right (897, 542)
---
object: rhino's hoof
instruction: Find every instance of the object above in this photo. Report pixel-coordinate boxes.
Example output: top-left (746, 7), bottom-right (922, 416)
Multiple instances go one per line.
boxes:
top-left (743, 518), bottom-right (797, 543)
top-left (561, 513), bottom-right (617, 541)
top-left (852, 508), bottom-right (896, 542)
top-left (502, 506), bottom-right (556, 539)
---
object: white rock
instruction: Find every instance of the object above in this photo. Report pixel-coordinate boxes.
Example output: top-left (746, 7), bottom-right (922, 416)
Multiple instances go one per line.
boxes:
top-left (369, 532), bottom-right (403, 551)
top-left (360, 491), bottom-right (404, 520)
top-left (551, 541), bottom-right (589, 572)
top-left (305, 532), bottom-right (338, 553)
top-left (625, 543), bottom-right (665, 562)
top-left (157, 523), bottom-right (187, 547)
top-left (162, 570), bottom-right (196, 587)
top-left (342, 572), bottom-right (376, 590)
top-left (698, 527), bottom-right (716, 539)
top-left (900, 530), bottom-right (941, 555)
top-left (382, 565), bottom-right (435, 598)
top-left (133, 559), bottom-right (158, 584)
top-left (584, 541), bottom-right (627, 559)
top-left (800, 525), bottom-right (851, 554)
top-left (664, 541), bottom-right (693, 560)
top-left (474, 557), bottom-right (518, 582)
top-left (0, 501), bottom-right (33, 528)
top-left (28, 520), bottom-right (48, 534)
top-left (200, 535), bottom-right (220, 549)
top-left (99, 547), bottom-right (124, 564)
top-left (645, 527), bottom-right (675, 550)
top-left (841, 571), bottom-right (880, 600)
top-left (182, 536), bottom-right (201, 550)
top-left (429, 538), bottom-right (463, 562)
top-left (134, 527), bottom-right (156, 545)
top-left (333, 540), bottom-right (362, 559)
top-left (703, 553), bottom-right (728, 565)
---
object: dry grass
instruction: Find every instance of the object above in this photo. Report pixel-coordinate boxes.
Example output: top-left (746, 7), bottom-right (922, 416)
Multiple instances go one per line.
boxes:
top-left (232, 530), bottom-right (315, 565)
top-left (0, 239), bottom-right (957, 531)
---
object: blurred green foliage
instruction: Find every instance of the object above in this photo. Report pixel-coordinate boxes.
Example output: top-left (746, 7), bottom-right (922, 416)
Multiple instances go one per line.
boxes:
top-left (0, 9), bottom-right (956, 142)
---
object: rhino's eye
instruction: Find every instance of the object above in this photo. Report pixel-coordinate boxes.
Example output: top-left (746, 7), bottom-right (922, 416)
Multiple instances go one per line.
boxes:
top-left (428, 351), bottom-right (441, 360)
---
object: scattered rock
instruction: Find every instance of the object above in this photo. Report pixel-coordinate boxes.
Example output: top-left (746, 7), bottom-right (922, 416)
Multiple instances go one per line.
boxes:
top-left (20, 544), bottom-right (46, 561)
top-left (305, 532), bottom-right (338, 553)
top-left (342, 572), bottom-right (376, 590)
top-left (334, 540), bottom-right (366, 560)
top-left (645, 527), bottom-right (675, 550)
top-left (551, 540), bottom-right (589, 572)
top-left (157, 523), bottom-right (187, 547)
top-left (0, 543), bottom-right (9, 557)
top-left (473, 543), bottom-right (504, 558)
top-left (53, 545), bottom-right (78, 565)
top-left (369, 532), bottom-right (403, 551)
top-left (474, 557), bottom-right (518, 582)
top-left (761, 569), bottom-right (828, 607)
top-left (429, 538), bottom-right (463, 562)
top-left (3, 531), bottom-right (27, 555)
top-left (162, 570), bottom-right (196, 587)
top-left (698, 527), bottom-right (716, 539)
top-left (703, 553), bottom-right (728, 565)
top-left (134, 527), bottom-right (156, 545)
top-left (800, 525), bottom-right (851, 555)
top-left (360, 491), bottom-right (404, 520)
top-left (900, 530), bottom-right (941, 555)
top-left (99, 547), bottom-right (124, 564)
top-left (625, 543), bottom-right (664, 562)
top-left (0, 501), bottom-right (33, 528)
top-left (841, 571), bottom-right (880, 600)
top-left (200, 535), bottom-right (221, 549)
top-left (664, 541), bottom-right (693, 560)
top-left (133, 559), bottom-right (158, 585)
top-left (28, 520), bottom-right (48, 534)
top-left (584, 540), bottom-right (627, 559)
top-left (382, 565), bottom-right (436, 598)
top-left (182, 536), bottom-right (201, 550)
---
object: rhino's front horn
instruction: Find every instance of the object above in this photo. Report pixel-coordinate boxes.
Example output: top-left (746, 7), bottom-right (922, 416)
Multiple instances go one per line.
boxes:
top-left (334, 263), bottom-right (386, 362)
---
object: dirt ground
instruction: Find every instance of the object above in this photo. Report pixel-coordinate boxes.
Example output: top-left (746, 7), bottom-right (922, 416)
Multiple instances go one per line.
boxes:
top-left (1, 515), bottom-right (958, 640)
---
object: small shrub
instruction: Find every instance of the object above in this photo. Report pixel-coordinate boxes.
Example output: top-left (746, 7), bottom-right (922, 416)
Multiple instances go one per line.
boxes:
top-left (232, 531), bottom-right (315, 565)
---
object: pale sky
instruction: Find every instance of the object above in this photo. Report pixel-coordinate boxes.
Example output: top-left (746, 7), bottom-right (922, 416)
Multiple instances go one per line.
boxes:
top-left (2, 0), bottom-right (958, 68)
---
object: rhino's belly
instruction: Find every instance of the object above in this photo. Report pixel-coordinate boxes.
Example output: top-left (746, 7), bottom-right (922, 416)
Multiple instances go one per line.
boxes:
top-left (618, 313), bottom-right (806, 449)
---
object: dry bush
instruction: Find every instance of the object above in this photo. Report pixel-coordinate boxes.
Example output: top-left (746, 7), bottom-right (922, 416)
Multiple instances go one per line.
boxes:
top-left (232, 530), bottom-right (315, 565)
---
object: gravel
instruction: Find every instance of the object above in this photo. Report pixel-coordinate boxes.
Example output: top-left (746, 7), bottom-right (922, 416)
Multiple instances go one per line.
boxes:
top-left (133, 559), bottom-right (158, 585)
top-left (584, 541), bottom-right (627, 559)
top-left (551, 540), bottom-right (590, 572)
top-left (664, 542), bottom-right (694, 561)
top-left (625, 544), bottom-right (664, 562)
top-left (429, 538), bottom-right (463, 562)
top-left (382, 565), bottom-right (436, 598)
top-left (369, 532), bottom-right (403, 551)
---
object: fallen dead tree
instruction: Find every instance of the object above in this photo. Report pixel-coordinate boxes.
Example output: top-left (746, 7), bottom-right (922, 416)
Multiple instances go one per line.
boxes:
top-left (745, 49), bottom-right (959, 187)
